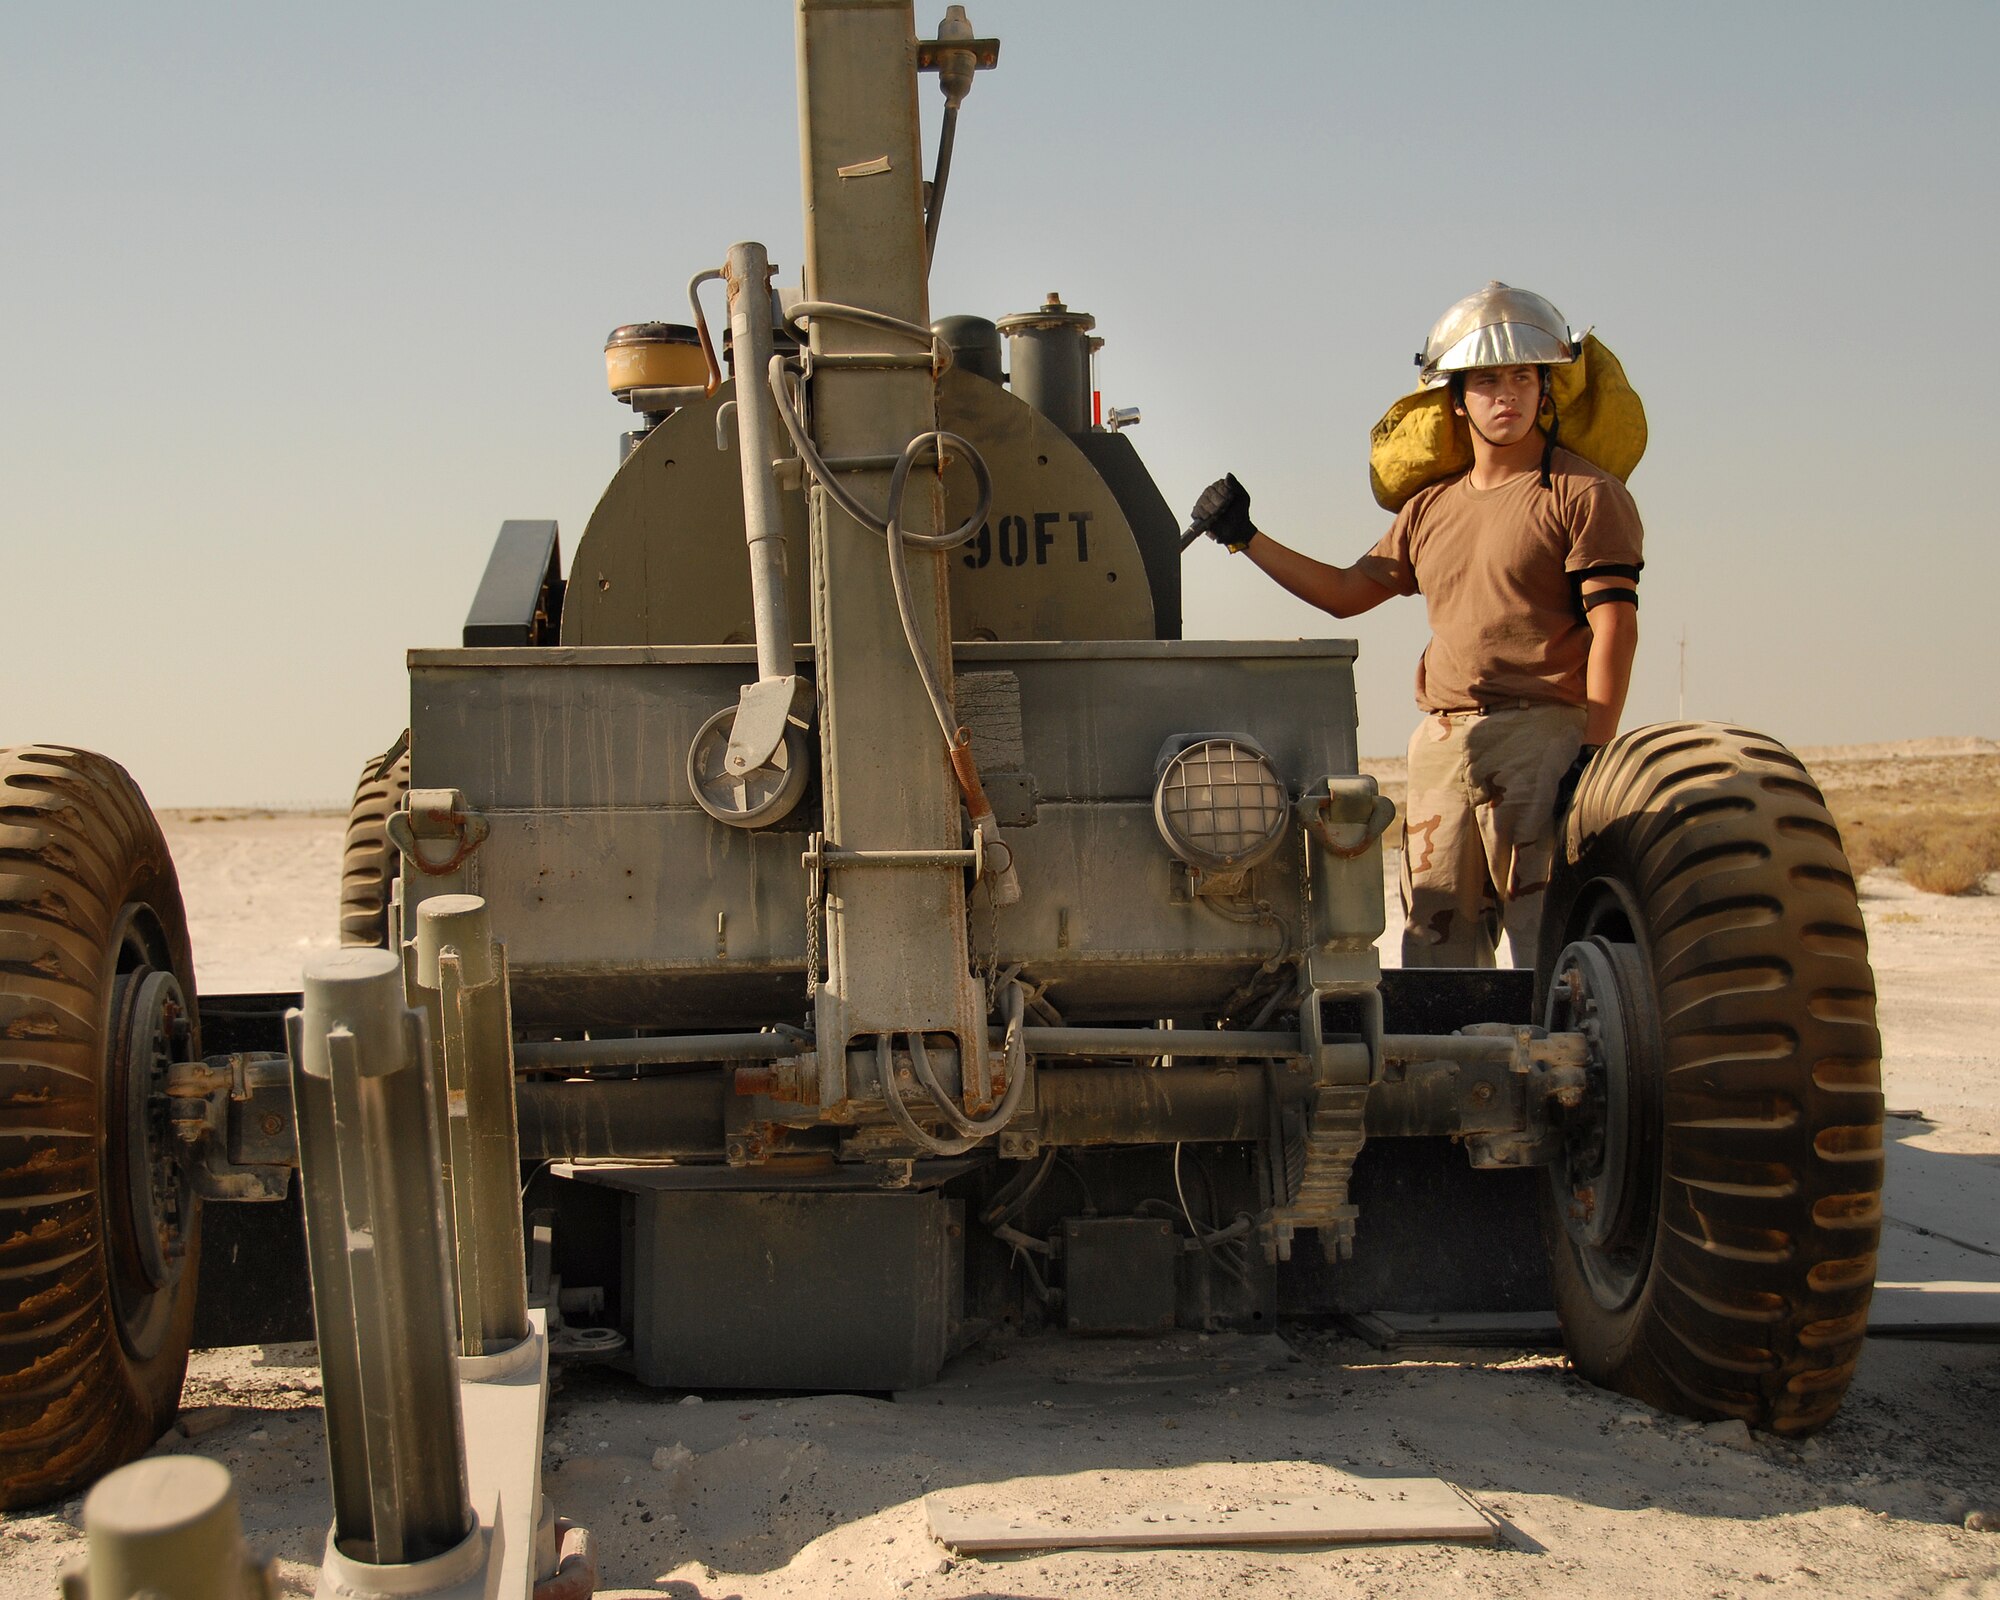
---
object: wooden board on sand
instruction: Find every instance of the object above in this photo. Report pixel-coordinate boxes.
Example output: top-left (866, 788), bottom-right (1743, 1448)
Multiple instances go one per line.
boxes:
top-left (926, 1478), bottom-right (1499, 1554)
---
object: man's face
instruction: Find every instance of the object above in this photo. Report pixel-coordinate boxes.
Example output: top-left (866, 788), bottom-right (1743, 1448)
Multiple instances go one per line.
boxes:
top-left (1456, 365), bottom-right (1544, 446)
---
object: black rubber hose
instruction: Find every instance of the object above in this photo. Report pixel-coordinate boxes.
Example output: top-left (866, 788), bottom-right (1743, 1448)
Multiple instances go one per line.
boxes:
top-left (924, 104), bottom-right (959, 262)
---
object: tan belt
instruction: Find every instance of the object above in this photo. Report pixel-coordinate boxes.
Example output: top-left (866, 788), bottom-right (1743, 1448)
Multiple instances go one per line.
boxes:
top-left (1427, 698), bottom-right (1547, 722)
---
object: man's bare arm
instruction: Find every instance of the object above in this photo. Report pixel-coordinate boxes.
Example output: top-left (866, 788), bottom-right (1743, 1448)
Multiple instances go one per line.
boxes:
top-left (1580, 577), bottom-right (1639, 745)
top-left (1242, 532), bottom-right (1397, 620)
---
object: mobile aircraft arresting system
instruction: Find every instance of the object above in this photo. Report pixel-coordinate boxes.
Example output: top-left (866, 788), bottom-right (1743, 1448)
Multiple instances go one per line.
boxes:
top-left (1, 1), bottom-right (1884, 1522)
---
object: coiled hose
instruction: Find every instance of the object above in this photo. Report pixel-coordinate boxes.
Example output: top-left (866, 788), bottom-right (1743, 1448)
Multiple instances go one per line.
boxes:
top-left (875, 980), bottom-right (1028, 1155)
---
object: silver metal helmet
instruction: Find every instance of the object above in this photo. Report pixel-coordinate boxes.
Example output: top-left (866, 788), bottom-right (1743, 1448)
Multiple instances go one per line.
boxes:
top-left (1416, 282), bottom-right (1577, 388)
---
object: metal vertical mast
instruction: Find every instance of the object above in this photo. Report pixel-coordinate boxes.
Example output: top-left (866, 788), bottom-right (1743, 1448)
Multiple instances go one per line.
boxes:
top-left (795, 0), bottom-right (984, 1087)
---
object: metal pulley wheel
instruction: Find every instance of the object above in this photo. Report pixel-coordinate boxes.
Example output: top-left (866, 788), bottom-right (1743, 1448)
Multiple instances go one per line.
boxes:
top-left (687, 705), bottom-right (811, 828)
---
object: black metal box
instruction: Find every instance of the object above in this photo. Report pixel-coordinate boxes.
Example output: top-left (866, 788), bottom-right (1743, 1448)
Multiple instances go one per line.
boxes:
top-left (625, 1187), bottom-right (961, 1390)
top-left (1061, 1216), bottom-right (1179, 1334)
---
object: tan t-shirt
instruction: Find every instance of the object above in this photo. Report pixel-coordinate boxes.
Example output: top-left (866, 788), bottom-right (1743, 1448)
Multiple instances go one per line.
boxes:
top-left (1355, 448), bottom-right (1645, 712)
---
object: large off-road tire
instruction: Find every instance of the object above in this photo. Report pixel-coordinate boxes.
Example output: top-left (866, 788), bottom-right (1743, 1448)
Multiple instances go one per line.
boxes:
top-left (1537, 722), bottom-right (1883, 1437)
top-left (0, 746), bottom-right (203, 1508)
top-left (339, 733), bottom-right (409, 948)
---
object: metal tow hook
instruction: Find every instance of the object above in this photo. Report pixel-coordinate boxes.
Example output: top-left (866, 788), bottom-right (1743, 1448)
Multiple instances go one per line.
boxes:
top-left (386, 787), bottom-right (491, 877)
top-left (1303, 775), bottom-right (1397, 859)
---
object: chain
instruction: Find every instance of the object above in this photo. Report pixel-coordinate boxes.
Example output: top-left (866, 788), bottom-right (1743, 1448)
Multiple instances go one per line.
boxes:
top-left (968, 878), bottom-right (1000, 1016)
top-left (805, 851), bottom-right (824, 1009)
top-left (984, 885), bottom-right (1000, 1014)
top-left (1297, 833), bottom-right (1313, 945)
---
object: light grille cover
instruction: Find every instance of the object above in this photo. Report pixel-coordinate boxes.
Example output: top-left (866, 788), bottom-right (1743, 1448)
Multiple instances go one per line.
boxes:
top-left (1153, 737), bottom-right (1289, 873)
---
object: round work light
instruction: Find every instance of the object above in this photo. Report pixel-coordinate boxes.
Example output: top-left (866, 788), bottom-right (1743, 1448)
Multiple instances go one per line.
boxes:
top-left (1152, 736), bottom-right (1289, 878)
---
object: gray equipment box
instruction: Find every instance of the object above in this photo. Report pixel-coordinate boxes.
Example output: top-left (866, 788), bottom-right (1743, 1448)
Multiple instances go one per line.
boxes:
top-left (408, 639), bottom-right (1367, 1031)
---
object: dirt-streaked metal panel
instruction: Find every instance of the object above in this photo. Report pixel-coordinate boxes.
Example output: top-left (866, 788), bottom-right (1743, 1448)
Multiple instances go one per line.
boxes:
top-left (407, 640), bottom-right (1364, 1028)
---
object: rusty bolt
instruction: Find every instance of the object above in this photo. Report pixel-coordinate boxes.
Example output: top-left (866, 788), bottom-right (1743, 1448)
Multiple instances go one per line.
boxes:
top-left (736, 1065), bottom-right (816, 1104)
top-left (261, 1112), bottom-right (285, 1136)
top-left (1470, 1081), bottom-right (1495, 1106)
top-left (735, 1066), bottom-right (778, 1098)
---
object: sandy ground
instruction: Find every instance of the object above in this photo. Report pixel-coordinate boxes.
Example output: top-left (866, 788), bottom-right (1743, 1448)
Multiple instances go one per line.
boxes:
top-left (157, 809), bottom-right (348, 995)
top-left (5, 751), bottom-right (1999, 1597)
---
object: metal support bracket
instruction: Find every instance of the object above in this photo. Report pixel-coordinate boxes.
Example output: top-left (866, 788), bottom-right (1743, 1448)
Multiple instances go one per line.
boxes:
top-left (1270, 981), bottom-right (1382, 1265)
top-left (803, 829), bottom-right (984, 876)
top-left (1462, 1024), bottom-right (1591, 1169)
top-left (804, 349), bottom-right (940, 372)
top-left (915, 34), bottom-right (1000, 72)
top-left (727, 674), bottom-right (815, 775)
top-left (165, 1051), bottom-right (296, 1200)
top-left (624, 382), bottom-right (709, 413)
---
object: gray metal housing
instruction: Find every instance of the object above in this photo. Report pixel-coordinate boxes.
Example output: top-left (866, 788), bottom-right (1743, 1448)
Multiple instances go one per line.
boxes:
top-left (406, 640), bottom-right (1365, 1030)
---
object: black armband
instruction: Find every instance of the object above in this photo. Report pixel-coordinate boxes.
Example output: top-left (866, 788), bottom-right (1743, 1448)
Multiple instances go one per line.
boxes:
top-left (1567, 562), bottom-right (1642, 622)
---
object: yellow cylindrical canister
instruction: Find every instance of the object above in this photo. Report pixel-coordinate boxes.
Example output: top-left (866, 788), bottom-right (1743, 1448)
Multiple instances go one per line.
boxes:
top-left (604, 323), bottom-right (707, 395)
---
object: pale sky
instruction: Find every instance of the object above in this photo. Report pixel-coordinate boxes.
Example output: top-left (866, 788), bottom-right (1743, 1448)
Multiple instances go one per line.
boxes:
top-left (4, 3), bottom-right (1993, 807)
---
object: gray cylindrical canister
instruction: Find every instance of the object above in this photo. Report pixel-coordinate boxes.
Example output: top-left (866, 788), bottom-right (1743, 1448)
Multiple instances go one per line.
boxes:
top-left (997, 295), bottom-right (1096, 433)
top-left (66, 1457), bottom-right (270, 1600)
top-left (933, 314), bottom-right (1005, 384)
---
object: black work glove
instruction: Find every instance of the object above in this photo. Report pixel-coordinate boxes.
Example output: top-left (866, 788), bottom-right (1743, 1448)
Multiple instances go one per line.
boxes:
top-left (1555, 743), bottom-right (1602, 820)
top-left (1187, 473), bottom-right (1259, 552)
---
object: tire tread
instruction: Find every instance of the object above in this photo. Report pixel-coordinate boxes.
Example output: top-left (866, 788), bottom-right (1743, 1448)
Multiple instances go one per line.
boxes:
top-left (0, 745), bottom-right (198, 1508)
top-left (339, 736), bottom-right (410, 948)
top-left (1543, 722), bottom-right (1883, 1435)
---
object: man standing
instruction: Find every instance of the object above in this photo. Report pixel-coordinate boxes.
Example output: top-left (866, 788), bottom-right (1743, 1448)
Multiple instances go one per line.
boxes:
top-left (1188, 284), bottom-right (1643, 969)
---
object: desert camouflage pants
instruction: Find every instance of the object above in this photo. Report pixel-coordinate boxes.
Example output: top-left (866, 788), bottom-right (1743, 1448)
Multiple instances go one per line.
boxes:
top-left (1399, 702), bottom-right (1589, 969)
